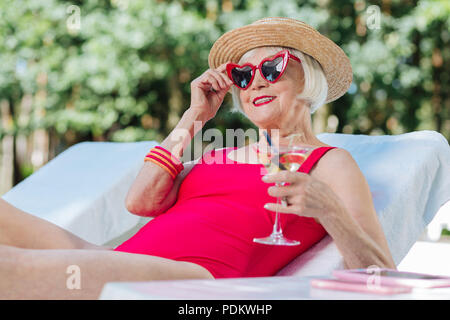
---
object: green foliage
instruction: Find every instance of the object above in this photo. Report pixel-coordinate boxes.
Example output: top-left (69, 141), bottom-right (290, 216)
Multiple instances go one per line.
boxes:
top-left (0, 0), bottom-right (448, 159)
top-left (0, 0), bottom-right (221, 144)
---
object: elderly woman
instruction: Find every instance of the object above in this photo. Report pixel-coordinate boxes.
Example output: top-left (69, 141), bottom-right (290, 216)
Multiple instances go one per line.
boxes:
top-left (0, 17), bottom-right (394, 299)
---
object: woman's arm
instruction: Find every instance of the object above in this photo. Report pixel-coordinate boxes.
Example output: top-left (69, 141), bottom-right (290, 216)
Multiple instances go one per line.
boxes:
top-left (316, 149), bottom-right (395, 269)
top-left (125, 108), bottom-right (206, 217)
top-left (126, 62), bottom-right (232, 218)
top-left (263, 148), bottom-right (396, 269)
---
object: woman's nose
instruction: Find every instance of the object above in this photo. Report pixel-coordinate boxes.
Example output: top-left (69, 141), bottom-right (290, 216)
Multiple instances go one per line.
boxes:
top-left (251, 70), bottom-right (268, 89)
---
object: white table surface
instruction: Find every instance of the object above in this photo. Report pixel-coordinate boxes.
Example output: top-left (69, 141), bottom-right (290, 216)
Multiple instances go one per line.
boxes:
top-left (99, 276), bottom-right (450, 300)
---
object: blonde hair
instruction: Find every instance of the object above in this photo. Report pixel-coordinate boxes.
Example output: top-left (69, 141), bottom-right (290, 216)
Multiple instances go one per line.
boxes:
top-left (230, 46), bottom-right (328, 117)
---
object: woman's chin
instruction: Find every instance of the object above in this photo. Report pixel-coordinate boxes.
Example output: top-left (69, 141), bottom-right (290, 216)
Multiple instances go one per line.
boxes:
top-left (249, 117), bottom-right (279, 129)
top-left (243, 106), bottom-right (280, 126)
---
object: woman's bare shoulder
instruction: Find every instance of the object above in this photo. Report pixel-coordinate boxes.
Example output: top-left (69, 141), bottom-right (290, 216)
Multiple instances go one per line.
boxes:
top-left (312, 147), bottom-right (374, 214)
top-left (312, 147), bottom-right (362, 180)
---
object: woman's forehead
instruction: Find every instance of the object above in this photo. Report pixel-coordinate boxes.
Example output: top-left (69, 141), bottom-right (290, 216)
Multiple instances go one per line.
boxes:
top-left (239, 47), bottom-right (281, 63)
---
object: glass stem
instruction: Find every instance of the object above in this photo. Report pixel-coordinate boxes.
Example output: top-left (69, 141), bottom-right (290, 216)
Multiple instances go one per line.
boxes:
top-left (272, 182), bottom-right (283, 238)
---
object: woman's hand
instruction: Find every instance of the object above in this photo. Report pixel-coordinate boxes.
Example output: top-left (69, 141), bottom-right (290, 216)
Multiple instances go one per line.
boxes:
top-left (262, 157), bottom-right (396, 270)
top-left (189, 62), bottom-right (233, 121)
top-left (262, 171), bottom-right (347, 224)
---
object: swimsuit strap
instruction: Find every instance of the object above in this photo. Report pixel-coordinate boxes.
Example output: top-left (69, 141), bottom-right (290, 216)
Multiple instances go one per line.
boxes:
top-left (299, 146), bottom-right (337, 174)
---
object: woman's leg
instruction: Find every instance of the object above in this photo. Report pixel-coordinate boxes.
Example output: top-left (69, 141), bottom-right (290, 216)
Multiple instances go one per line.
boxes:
top-left (0, 244), bottom-right (214, 299)
top-left (0, 198), bottom-right (104, 250)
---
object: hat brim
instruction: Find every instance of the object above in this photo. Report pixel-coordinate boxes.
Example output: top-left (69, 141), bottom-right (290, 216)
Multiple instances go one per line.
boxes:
top-left (208, 19), bottom-right (353, 104)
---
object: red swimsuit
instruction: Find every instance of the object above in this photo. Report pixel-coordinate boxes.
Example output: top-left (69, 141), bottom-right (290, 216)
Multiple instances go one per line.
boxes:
top-left (114, 146), bottom-right (335, 278)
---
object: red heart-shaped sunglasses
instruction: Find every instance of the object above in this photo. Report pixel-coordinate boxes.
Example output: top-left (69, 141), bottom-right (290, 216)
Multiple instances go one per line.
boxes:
top-left (226, 50), bottom-right (301, 90)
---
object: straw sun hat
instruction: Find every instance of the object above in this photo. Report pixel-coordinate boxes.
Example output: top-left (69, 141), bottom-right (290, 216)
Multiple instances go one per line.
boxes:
top-left (208, 17), bottom-right (353, 104)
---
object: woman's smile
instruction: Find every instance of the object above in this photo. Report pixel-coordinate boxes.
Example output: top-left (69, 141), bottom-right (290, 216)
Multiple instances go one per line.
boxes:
top-left (253, 96), bottom-right (277, 107)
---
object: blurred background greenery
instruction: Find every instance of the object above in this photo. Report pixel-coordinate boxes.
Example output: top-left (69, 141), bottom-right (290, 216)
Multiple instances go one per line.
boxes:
top-left (0, 0), bottom-right (449, 194)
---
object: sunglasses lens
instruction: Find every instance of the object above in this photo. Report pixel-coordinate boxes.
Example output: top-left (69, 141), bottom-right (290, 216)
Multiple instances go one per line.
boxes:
top-left (231, 66), bottom-right (253, 88)
top-left (261, 56), bottom-right (284, 82)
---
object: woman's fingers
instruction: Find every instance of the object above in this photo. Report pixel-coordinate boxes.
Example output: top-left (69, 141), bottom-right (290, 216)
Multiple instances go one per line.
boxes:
top-left (262, 171), bottom-right (309, 184)
top-left (211, 71), bottom-right (227, 89)
top-left (215, 62), bottom-right (234, 88)
top-left (262, 171), bottom-right (311, 215)
top-left (266, 184), bottom-right (303, 212)
top-left (264, 202), bottom-right (298, 214)
top-left (200, 72), bottom-right (227, 91)
top-left (216, 61), bottom-right (231, 73)
top-left (210, 69), bottom-right (233, 89)
top-left (267, 184), bottom-right (299, 198)
top-left (201, 73), bottom-right (221, 91)
top-left (196, 62), bottom-right (233, 92)
top-left (218, 71), bottom-right (233, 87)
